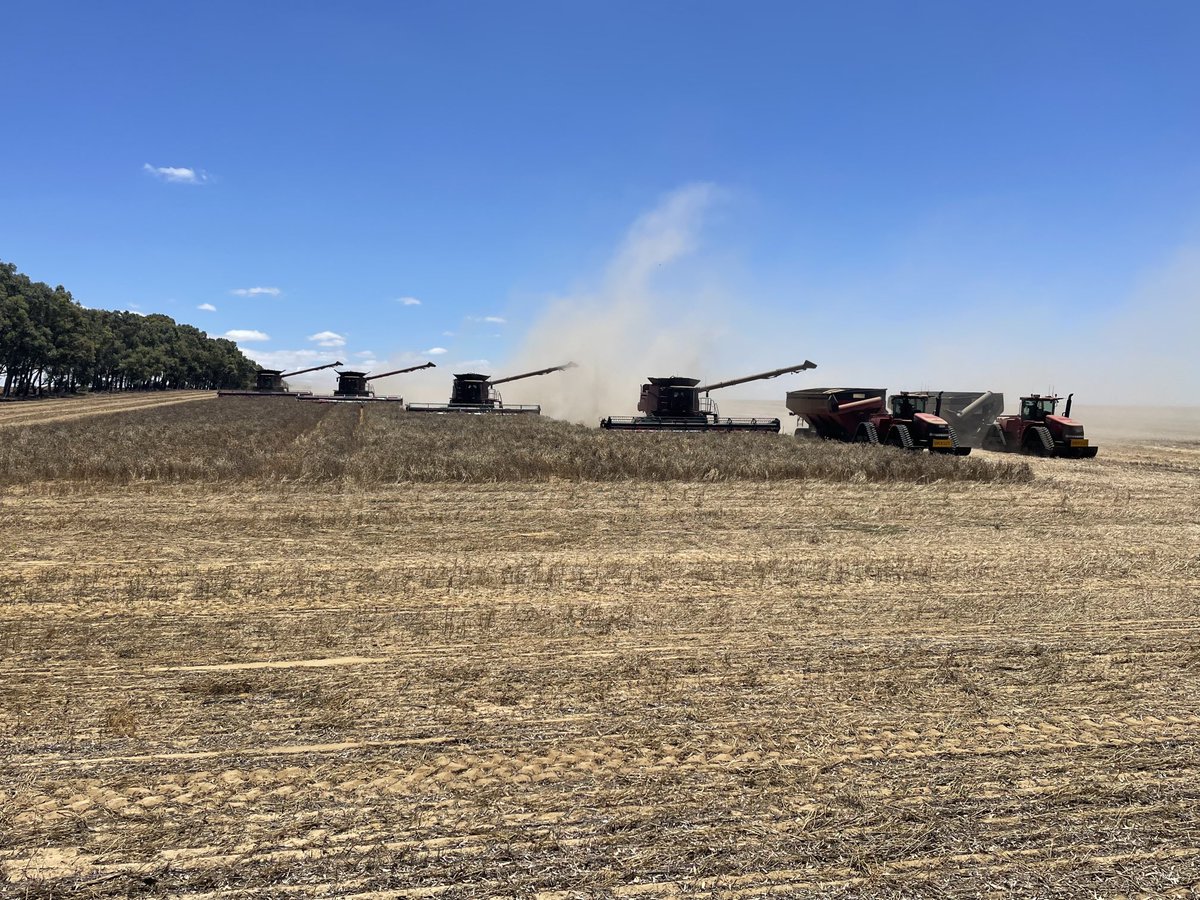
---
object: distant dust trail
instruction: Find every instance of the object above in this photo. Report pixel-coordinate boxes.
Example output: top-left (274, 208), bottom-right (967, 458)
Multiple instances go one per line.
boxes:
top-left (503, 184), bottom-right (730, 424)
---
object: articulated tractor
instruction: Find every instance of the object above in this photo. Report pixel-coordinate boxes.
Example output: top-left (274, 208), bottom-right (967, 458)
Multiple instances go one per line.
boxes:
top-left (788, 388), bottom-right (970, 454)
top-left (982, 393), bottom-right (1098, 458)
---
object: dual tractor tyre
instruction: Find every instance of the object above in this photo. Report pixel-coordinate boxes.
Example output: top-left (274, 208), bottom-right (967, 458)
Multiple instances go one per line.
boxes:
top-left (888, 424), bottom-right (915, 450)
top-left (1024, 426), bottom-right (1055, 457)
top-left (854, 422), bottom-right (880, 445)
top-left (982, 424), bottom-right (1007, 452)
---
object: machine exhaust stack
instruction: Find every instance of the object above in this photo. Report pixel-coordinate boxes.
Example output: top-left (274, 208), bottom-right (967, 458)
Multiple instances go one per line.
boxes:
top-left (1064, 393), bottom-right (1073, 418)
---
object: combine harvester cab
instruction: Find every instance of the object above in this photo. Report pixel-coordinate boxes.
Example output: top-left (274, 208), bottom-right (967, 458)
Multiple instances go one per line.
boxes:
top-left (982, 393), bottom-right (1098, 458)
top-left (406, 363), bottom-right (575, 415)
top-left (218, 360), bottom-right (343, 398)
top-left (600, 362), bottom-right (817, 433)
top-left (301, 361), bottom-right (436, 403)
top-left (934, 391), bottom-right (1005, 447)
top-left (787, 388), bottom-right (970, 454)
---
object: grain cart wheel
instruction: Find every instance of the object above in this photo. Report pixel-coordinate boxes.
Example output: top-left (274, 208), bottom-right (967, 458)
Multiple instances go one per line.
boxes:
top-left (854, 422), bottom-right (879, 445)
top-left (1025, 426), bottom-right (1055, 457)
top-left (888, 424), bottom-right (915, 450)
top-left (982, 424), bottom-right (1007, 452)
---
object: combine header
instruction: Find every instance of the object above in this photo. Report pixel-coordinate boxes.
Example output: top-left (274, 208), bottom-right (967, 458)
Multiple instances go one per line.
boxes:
top-left (982, 393), bottom-right (1098, 458)
top-left (218, 361), bottom-right (343, 398)
top-left (600, 362), bottom-right (817, 432)
top-left (406, 363), bottom-right (575, 414)
top-left (301, 362), bottom-right (437, 403)
top-left (787, 388), bottom-right (971, 454)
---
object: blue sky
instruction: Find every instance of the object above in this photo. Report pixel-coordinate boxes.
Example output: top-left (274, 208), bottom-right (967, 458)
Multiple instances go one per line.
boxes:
top-left (3, 1), bottom-right (1198, 411)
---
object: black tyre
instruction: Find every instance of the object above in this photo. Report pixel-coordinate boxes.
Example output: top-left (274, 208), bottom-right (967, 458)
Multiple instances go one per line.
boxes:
top-left (982, 424), bottom-right (1007, 452)
top-left (888, 424), bottom-right (915, 450)
top-left (854, 422), bottom-right (879, 445)
top-left (1025, 426), bottom-right (1054, 456)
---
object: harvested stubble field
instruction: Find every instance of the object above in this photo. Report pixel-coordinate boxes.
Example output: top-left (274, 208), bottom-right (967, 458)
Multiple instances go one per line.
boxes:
top-left (1, 397), bottom-right (1198, 898)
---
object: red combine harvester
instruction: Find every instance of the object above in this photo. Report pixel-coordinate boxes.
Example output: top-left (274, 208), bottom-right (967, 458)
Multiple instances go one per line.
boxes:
top-left (787, 388), bottom-right (971, 454)
top-left (300, 362), bottom-right (436, 403)
top-left (406, 363), bottom-right (575, 415)
top-left (218, 360), bottom-right (343, 398)
top-left (982, 393), bottom-right (1099, 458)
top-left (600, 362), bottom-right (817, 433)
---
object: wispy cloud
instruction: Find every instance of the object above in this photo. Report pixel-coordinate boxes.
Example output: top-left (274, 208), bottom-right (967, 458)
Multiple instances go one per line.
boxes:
top-left (354, 350), bottom-right (376, 358)
top-left (223, 329), bottom-right (270, 342)
top-left (197, 303), bottom-right (217, 312)
top-left (230, 286), bottom-right (282, 297)
top-left (308, 330), bottom-right (346, 348)
top-left (143, 163), bottom-right (209, 184)
top-left (396, 296), bottom-right (422, 306)
top-left (468, 315), bottom-right (507, 324)
top-left (441, 331), bottom-right (456, 337)
top-left (425, 347), bottom-right (448, 355)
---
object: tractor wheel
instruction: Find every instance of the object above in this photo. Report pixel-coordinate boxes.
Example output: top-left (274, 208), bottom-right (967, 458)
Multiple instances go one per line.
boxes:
top-left (946, 426), bottom-right (972, 456)
top-left (854, 422), bottom-right (879, 445)
top-left (888, 424), bottom-right (915, 450)
top-left (982, 424), bottom-right (1007, 452)
top-left (1025, 426), bottom-right (1055, 457)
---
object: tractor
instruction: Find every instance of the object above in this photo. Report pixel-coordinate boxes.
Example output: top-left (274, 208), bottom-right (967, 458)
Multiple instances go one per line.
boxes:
top-left (865, 392), bottom-right (971, 455)
top-left (981, 393), bottom-right (1098, 458)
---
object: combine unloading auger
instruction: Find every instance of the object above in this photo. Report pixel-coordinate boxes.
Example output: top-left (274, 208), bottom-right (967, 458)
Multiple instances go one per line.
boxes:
top-left (219, 360), bottom-right (344, 398)
top-left (600, 361), bottom-right (817, 432)
top-left (406, 362), bottom-right (575, 414)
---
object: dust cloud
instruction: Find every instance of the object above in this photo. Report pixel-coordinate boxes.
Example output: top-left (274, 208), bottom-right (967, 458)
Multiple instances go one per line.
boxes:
top-left (499, 184), bottom-right (733, 423)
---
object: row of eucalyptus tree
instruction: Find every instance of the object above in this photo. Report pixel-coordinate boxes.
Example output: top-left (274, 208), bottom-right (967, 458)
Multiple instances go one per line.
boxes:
top-left (0, 261), bottom-right (256, 397)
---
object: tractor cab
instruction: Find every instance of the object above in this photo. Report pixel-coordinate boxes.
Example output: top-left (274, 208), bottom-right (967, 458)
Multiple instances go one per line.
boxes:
top-left (889, 392), bottom-right (931, 419)
top-left (1020, 395), bottom-right (1059, 421)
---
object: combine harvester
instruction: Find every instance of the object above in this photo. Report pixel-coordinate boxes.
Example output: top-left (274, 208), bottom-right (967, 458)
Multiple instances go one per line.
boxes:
top-left (600, 362), bottom-right (817, 433)
top-left (218, 361), bottom-right (342, 399)
top-left (981, 393), bottom-right (1099, 457)
top-left (934, 391), bottom-right (1006, 447)
top-left (787, 388), bottom-right (971, 454)
top-left (301, 362), bottom-right (436, 403)
top-left (406, 363), bottom-right (575, 415)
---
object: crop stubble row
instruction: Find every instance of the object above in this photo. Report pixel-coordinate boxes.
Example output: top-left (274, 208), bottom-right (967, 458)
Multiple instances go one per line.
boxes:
top-left (0, 401), bottom-right (1198, 896)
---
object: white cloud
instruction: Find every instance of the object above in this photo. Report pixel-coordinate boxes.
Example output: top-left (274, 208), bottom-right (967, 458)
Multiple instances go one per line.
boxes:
top-left (223, 329), bottom-right (271, 342)
top-left (354, 350), bottom-right (376, 358)
top-left (396, 296), bottom-right (421, 306)
top-left (425, 347), bottom-right (449, 355)
top-left (442, 330), bottom-right (455, 337)
top-left (230, 286), bottom-right (282, 297)
top-left (308, 330), bottom-right (346, 348)
top-left (143, 163), bottom-right (208, 184)
top-left (197, 303), bottom-right (217, 312)
top-left (467, 315), bottom-right (507, 324)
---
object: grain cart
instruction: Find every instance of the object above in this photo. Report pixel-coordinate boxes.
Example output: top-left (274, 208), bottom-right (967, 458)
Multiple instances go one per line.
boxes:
top-left (600, 362), bottom-right (817, 432)
top-left (981, 393), bottom-right (1098, 458)
top-left (218, 360), bottom-right (343, 398)
top-left (787, 387), bottom-right (887, 440)
top-left (301, 362), bottom-right (437, 403)
top-left (935, 391), bottom-right (1005, 447)
top-left (406, 363), bottom-right (575, 414)
top-left (787, 388), bottom-right (970, 454)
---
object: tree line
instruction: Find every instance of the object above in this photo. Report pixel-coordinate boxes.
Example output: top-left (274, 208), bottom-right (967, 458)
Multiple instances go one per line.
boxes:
top-left (1, 260), bottom-right (257, 397)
